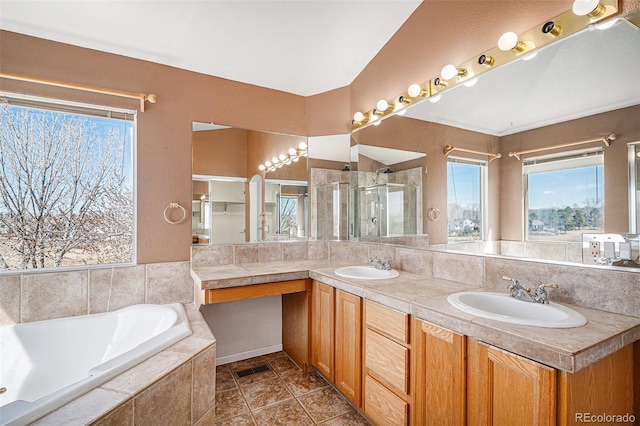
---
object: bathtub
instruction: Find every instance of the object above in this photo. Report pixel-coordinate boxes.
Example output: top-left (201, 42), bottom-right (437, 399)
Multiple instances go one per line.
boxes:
top-left (0, 303), bottom-right (192, 426)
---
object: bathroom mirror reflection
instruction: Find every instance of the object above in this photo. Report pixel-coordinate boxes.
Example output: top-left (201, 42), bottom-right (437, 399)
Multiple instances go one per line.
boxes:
top-left (192, 123), bottom-right (308, 244)
top-left (351, 15), bottom-right (640, 268)
top-left (350, 144), bottom-right (427, 244)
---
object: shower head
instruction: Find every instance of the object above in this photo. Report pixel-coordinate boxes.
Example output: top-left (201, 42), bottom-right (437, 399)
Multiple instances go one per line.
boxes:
top-left (383, 167), bottom-right (394, 174)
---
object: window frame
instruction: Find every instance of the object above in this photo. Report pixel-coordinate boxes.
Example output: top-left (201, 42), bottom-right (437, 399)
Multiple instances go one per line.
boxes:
top-left (522, 148), bottom-right (604, 241)
top-left (446, 156), bottom-right (488, 243)
top-left (0, 91), bottom-right (137, 273)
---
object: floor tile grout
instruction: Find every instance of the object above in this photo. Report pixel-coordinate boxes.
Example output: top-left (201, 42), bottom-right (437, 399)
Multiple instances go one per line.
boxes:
top-left (215, 351), bottom-right (370, 425)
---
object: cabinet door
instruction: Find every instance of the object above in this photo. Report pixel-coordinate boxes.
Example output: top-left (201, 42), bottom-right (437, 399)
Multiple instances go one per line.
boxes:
top-left (311, 280), bottom-right (334, 381)
top-left (467, 339), bottom-right (556, 426)
top-left (335, 289), bottom-right (362, 407)
top-left (412, 318), bottom-right (466, 426)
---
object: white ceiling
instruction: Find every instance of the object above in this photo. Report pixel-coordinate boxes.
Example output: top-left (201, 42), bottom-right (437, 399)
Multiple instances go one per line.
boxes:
top-left (0, 0), bottom-right (421, 96)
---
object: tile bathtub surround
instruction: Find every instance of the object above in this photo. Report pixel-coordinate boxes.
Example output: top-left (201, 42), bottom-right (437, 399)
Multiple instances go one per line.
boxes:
top-left (215, 352), bottom-right (371, 425)
top-left (0, 260), bottom-right (196, 326)
top-left (32, 304), bottom-right (216, 426)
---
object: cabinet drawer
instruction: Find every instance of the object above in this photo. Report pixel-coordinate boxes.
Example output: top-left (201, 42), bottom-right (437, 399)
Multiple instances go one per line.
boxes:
top-left (365, 299), bottom-right (409, 344)
top-left (365, 328), bottom-right (409, 395)
top-left (364, 375), bottom-right (408, 426)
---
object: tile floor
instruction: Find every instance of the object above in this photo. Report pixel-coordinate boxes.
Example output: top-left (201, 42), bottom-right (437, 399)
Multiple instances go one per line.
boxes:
top-left (215, 351), bottom-right (372, 425)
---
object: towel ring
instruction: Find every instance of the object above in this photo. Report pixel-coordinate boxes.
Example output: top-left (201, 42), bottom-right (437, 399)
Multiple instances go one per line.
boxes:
top-left (427, 207), bottom-right (441, 222)
top-left (163, 202), bottom-right (187, 225)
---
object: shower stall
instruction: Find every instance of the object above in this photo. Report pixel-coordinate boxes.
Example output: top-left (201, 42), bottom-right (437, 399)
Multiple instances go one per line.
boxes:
top-left (355, 183), bottom-right (419, 238)
top-left (315, 182), bottom-right (350, 240)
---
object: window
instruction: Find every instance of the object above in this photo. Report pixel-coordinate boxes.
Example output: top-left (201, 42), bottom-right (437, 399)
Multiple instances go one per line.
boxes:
top-left (0, 93), bottom-right (135, 270)
top-left (524, 150), bottom-right (603, 241)
top-left (447, 158), bottom-right (486, 242)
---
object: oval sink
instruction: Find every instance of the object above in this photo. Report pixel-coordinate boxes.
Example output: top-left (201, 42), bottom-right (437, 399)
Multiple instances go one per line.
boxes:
top-left (334, 265), bottom-right (400, 280)
top-left (447, 291), bottom-right (587, 328)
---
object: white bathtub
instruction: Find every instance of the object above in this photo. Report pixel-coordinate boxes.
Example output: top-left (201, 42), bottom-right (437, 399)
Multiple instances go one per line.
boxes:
top-left (0, 303), bottom-right (192, 426)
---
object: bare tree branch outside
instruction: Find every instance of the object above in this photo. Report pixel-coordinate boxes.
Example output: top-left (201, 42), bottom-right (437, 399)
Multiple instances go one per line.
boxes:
top-left (0, 102), bottom-right (134, 270)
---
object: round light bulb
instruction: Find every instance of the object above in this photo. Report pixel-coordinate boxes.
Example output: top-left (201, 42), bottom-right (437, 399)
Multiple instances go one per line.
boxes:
top-left (498, 31), bottom-right (519, 51)
top-left (429, 94), bottom-right (442, 103)
top-left (299, 142), bottom-right (307, 150)
top-left (376, 99), bottom-right (389, 111)
top-left (272, 157), bottom-right (279, 164)
top-left (293, 157), bottom-right (300, 162)
top-left (258, 164), bottom-right (265, 171)
top-left (441, 64), bottom-right (459, 80)
top-left (407, 84), bottom-right (423, 98)
top-left (265, 161), bottom-right (272, 167)
top-left (279, 154), bottom-right (287, 161)
top-left (572, 0), bottom-right (602, 16)
top-left (289, 148), bottom-right (297, 156)
top-left (353, 111), bottom-right (365, 122)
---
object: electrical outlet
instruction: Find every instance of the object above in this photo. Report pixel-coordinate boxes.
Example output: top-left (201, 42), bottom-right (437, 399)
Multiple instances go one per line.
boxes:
top-left (590, 241), bottom-right (600, 259)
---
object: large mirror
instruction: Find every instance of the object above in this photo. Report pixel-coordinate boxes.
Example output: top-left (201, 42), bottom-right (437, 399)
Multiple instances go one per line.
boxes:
top-left (192, 123), bottom-right (308, 244)
top-left (351, 11), bottom-right (640, 268)
top-left (192, 124), bottom-right (351, 244)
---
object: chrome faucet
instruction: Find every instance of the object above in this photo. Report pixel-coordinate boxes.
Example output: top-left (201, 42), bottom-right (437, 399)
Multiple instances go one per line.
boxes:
top-left (502, 276), bottom-right (558, 304)
top-left (369, 257), bottom-right (393, 271)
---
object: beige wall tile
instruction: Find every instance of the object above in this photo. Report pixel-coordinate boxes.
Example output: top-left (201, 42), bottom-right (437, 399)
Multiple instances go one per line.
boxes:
top-left (258, 243), bottom-right (283, 262)
top-left (145, 261), bottom-right (193, 304)
top-left (89, 265), bottom-right (145, 314)
top-left (134, 361), bottom-right (192, 426)
top-left (21, 270), bottom-right (88, 322)
top-left (0, 274), bottom-right (20, 325)
top-left (395, 247), bottom-right (434, 277)
top-left (191, 245), bottom-right (234, 268)
top-left (192, 344), bottom-right (217, 422)
top-left (432, 251), bottom-right (484, 287)
top-left (234, 245), bottom-right (259, 264)
top-left (90, 398), bottom-right (134, 426)
top-left (307, 241), bottom-right (328, 260)
top-left (282, 242), bottom-right (308, 261)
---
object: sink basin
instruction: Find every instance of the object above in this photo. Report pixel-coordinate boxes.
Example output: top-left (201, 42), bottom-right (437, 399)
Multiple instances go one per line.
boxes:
top-left (447, 291), bottom-right (587, 328)
top-left (334, 265), bottom-right (400, 280)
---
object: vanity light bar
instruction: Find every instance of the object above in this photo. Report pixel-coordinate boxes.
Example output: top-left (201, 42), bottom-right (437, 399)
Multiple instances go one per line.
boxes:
top-left (259, 142), bottom-right (308, 173)
top-left (350, 0), bottom-right (618, 131)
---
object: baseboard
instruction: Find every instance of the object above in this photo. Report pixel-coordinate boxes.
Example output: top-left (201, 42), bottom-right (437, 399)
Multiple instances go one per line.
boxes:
top-left (216, 344), bottom-right (283, 366)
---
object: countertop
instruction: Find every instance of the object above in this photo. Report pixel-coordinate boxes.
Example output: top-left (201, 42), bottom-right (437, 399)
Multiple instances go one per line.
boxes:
top-left (191, 260), bottom-right (640, 373)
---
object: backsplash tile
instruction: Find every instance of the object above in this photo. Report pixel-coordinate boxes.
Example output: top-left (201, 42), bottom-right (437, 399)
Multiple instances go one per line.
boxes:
top-left (21, 270), bottom-right (88, 322)
top-left (433, 251), bottom-right (485, 287)
top-left (0, 274), bottom-right (20, 325)
top-left (146, 261), bottom-right (193, 305)
top-left (89, 265), bottom-right (145, 314)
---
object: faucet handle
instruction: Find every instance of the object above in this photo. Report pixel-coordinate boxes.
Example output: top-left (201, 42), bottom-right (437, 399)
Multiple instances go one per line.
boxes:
top-left (538, 284), bottom-right (559, 290)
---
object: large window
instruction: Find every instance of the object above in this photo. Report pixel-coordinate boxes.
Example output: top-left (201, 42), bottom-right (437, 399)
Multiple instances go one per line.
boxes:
top-left (447, 158), bottom-right (486, 242)
top-left (0, 93), bottom-right (135, 270)
top-left (524, 150), bottom-right (603, 241)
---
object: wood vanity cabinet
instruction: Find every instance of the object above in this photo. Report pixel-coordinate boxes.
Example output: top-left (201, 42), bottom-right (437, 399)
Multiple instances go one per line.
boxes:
top-left (411, 318), bottom-right (466, 426)
top-left (466, 339), bottom-right (636, 426)
top-left (363, 300), bottom-right (411, 426)
top-left (467, 338), bottom-right (556, 425)
top-left (311, 280), bottom-right (362, 407)
top-left (311, 280), bottom-right (335, 381)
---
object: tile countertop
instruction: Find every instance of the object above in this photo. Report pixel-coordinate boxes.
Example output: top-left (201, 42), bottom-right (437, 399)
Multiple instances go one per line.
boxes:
top-left (191, 261), bottom-right (640, 373)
